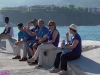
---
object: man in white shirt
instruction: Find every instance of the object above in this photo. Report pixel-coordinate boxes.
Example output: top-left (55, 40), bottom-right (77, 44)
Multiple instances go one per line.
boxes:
top-left (0, 17), bottom-right (14, 47)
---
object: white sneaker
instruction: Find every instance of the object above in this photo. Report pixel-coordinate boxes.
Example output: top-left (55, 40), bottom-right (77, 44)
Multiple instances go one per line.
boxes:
top-left (58, 70), bottom-right (68, 75)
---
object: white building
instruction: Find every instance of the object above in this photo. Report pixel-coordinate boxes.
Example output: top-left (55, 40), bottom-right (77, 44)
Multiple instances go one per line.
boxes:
top-left (0, 13), bottom-right (3, 22)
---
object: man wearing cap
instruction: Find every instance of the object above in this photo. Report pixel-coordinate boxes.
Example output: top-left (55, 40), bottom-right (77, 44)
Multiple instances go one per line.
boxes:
top-left (12, 23), bottom-right (36, 61)
top-left (27, 19), bottom-right (39, 31)
top-left (26, 19), bottom-right (49, 64)
top-left (49, 24), bottom-right (82, 75)
top-left (0, 17), bottom-right (14, 48)
top-left (24, 19), bottom-right (39, 59)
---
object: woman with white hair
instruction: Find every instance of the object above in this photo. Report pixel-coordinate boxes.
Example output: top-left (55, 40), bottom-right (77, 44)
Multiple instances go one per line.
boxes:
top-left (49, 24), bottom-right (82, 75)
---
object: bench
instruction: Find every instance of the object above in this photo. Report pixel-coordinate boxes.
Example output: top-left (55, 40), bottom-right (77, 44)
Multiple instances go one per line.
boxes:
top-left (42, 48), bottom-right (61, 67)
top-left (69, 47), bottom-right (100, 75)
top-left (6, 37), bottom-right (17, 54)
top-left (41, 41), bottom-right (100, 74)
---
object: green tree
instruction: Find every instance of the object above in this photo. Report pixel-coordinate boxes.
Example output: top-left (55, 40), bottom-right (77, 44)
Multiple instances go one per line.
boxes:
top-left (68, 4), bottom-right (75, 10)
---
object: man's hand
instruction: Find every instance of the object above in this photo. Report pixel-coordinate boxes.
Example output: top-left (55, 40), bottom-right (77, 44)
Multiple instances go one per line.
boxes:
top-left (15, 41), bottom-right (22, 46)
top-left (15, 42), bottom-right (20, 46)
top-left (28, 21), bottom-right (31, 26)
top-left (24, 26), bottom-right (29, 32)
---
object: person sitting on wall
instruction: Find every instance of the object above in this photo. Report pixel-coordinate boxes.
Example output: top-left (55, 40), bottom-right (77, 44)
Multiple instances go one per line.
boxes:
top-left (0, 17), bottom-right (14, 49)
top-left (49, 24), bottom-right (82, 75)
top-left (25, 19), bottom-right (49, 64)
top-left (24, 19), bottom-right (39, 60)
top-left (12, 23), bottom-right (36, 61)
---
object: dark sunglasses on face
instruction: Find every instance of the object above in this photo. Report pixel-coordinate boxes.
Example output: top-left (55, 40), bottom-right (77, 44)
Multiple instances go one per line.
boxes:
top-left (18, 27), bottom-right (22, 28)
top-left (39, 22), bottom-right (43, 24)
top-left (49, 24), bottom-right (53, 26)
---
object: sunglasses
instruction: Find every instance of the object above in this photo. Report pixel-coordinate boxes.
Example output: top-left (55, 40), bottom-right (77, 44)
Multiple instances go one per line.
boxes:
top-left (39, 23), bottom-right (43, 24)
top-left (18, 27), bottom-right (22, 28)
top-left (49, 24), bottom-right (54, 26)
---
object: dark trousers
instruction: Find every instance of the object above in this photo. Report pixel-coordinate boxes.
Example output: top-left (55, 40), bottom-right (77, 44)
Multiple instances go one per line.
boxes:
top-left (54, 52), bottom-right (81, 71)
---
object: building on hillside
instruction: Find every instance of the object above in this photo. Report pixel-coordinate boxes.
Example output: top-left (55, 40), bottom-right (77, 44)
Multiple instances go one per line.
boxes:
top-left (2, 6), bottom-right (29, 11)
top-left (2, 7), bottom-right (15, 10)
top-left (15, 6), bottom-right (28, 11)
top-left (28, 4), bottom-right (56, 11)
top-left (88, 8), bottom-right (99, 13)
top-left (98, 8), bottom-right (100, 12)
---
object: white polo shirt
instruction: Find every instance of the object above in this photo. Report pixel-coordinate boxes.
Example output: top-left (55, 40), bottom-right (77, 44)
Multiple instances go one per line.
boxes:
top-left (5, 22), bottom-right (14, 37)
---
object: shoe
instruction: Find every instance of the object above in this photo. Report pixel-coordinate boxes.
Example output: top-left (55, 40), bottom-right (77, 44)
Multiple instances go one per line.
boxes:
top-left (27, 58), bottom-right (35, 63)
top-left (12, 56), bottom-right (21, 59)
top-left (57, 70), bottom-right (68, 75)
top-left (28, 60), bottom-right (38, 65)
top-left (49, 67), bottom-right (59, 73)
top-left (19, 57), bottom-right (27, 61)
top-left (35, 65), bottom-right (43, 69)
top-left (28, 56), bottom-right (32, 59)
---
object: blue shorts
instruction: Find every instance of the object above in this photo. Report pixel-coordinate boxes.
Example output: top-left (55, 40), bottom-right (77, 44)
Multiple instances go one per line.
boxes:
top-left (29, 43), bottom-right (34, 50)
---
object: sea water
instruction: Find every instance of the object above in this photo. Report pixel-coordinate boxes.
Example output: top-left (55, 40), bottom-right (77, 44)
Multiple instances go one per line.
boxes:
top-left (0, 26), bottom-right (100, 41)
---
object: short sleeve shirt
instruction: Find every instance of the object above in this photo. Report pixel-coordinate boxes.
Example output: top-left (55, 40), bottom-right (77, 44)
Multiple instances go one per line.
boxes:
top-left (5, 22), bottom-right (14, 37)
top-left (35, 26), bottom-right (49, 38)
top-left (18, 31), bottom-right (28, 40)
top-left (70, 33), bottom-right (82, 55)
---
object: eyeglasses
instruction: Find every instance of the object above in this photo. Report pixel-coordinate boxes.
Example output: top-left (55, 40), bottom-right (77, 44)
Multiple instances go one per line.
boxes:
top-left (18, 27), bottom-right (22, 28)
top-left (49, 24), bottom-right (53, 26)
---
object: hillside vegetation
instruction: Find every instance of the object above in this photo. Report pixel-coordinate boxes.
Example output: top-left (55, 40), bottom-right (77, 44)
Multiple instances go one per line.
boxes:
top-left (58, 0), bottom-right (100, 7)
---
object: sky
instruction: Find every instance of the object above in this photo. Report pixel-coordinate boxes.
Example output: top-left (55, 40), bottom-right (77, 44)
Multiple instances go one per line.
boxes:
top-left (0, 0), bottom-right (60, 9)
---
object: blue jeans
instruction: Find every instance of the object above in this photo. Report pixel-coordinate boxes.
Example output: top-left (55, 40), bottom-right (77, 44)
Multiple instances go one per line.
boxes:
top-left (24, 40), bottom-right (34, 57)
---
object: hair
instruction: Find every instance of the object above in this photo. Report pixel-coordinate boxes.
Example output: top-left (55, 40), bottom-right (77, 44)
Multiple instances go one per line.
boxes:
top-left (34, 19), bottom-right (37, 21)
top-left (70, 28), bottom-right (77, 33)
top-left (48, 20), bottom-right (56, 29)
top-left (38, 19), bottom-right (44, 24)
top-left (31, 19), bottom-right (37, 23)
top-left (5, 17), bottom-right (9, 21)
top-left (17, 23), bottom-right (23, 28)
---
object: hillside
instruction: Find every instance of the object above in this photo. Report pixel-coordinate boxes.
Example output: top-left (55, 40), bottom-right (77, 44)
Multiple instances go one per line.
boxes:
top-left (1, 9), bottom-right (100, 26)
top-left (0, 0), bottom-right (100, 8)
top-left (58, 0), bottom-right (100, 7)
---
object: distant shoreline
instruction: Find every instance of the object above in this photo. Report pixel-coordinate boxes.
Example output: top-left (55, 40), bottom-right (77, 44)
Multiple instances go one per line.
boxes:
top-left (0, 25), bottom-right (100, 27)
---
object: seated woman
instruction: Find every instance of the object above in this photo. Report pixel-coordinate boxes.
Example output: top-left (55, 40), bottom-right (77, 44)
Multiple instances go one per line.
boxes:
top-left (27, 20), bottom-right (60, 68)
top-left (49, 24), bottom-right (82, 75)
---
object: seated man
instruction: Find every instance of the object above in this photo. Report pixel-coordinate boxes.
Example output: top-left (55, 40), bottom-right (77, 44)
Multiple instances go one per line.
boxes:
top-left (0, 17), bottom-right (14, 48)
top-left (12, 23), bottom-right (36, 61)
top-left (25, 19), bottom-right (49, 64)
top-left (26, 19), bottom-right (39, 59)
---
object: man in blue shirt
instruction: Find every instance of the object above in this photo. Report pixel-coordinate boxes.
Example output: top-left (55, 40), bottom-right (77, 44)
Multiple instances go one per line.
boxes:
top-left (12, 23), bottom-right (36, 61)
top-left (25, 19), bottom-right (39, 59)
top-left (25, 19), bottom-right (49, 64)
